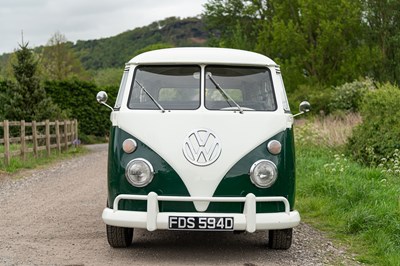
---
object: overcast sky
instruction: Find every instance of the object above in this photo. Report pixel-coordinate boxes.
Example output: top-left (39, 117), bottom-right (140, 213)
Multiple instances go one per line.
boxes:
top-left (0, 0), bottom-right (208, 55)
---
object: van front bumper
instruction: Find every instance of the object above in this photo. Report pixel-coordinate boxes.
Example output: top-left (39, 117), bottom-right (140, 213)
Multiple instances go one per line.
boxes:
top-left (102, 192), bottom-right (300, 232)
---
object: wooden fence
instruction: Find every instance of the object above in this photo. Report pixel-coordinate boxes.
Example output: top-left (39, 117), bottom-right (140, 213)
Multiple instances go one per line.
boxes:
top-left (0, 119), bottom-right (78, 166)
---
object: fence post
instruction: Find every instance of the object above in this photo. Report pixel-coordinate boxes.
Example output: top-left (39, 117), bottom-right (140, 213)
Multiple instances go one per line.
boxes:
top-left (55, 120), bottom-right (61, 153)
top-left (3, 120), bottom-right (10, 166)
top-left (32, 120), bottom-right (38, 158)
top-left (45, 119), bottom-right (50, 156)
top-left (64, 120), bottom-right (68, 151)
top-left (20, 120), bottom-right (26, 161)
top-left (74, 119), bottom-right (78, 142)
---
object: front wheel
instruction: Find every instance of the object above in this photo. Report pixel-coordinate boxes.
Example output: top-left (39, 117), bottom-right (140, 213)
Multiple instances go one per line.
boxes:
top-left (268, 228), bottom-right (293, 250)
top-left (106, 224), bottom-right (133, 248)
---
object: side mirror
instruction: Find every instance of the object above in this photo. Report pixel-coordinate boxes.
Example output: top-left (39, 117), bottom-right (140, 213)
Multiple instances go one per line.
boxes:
top-left (96, 91), bottom-right (108, 104)
top-left (96, 91), bottom-right (113, 111)
top-left (293, 101), bottom-right (311, 117)
top-left (299, 101), bottom-right (311, 113)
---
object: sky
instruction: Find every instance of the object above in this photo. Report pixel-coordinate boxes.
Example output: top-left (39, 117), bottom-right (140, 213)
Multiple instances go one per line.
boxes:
top-left (0, 0), bottom-right (208, 55)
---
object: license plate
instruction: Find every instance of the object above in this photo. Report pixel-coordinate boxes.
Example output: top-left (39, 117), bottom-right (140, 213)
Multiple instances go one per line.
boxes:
top-left (168, 216), bottom-right (234, 231)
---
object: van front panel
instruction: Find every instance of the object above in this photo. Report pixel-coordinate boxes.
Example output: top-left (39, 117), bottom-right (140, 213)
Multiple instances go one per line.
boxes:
top-left (108, 125), bottom-right (295, 214)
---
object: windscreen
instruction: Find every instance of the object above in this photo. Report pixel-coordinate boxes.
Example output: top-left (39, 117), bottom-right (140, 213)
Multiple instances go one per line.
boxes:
top-left (205, 66), bottom-right (276, 111)
top-left (128, 65), bottom-right (201, 110)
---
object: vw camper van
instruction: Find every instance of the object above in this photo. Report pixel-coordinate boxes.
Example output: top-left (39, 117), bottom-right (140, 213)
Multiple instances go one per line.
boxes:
top-left (97, 47), bottom-right (310, 249)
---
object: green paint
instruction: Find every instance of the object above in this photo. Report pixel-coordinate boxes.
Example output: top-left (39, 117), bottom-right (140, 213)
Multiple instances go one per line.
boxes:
top-left (210, 129), bottom-right (296, 213)
top-left (107, 126), bottom-right (195, 212)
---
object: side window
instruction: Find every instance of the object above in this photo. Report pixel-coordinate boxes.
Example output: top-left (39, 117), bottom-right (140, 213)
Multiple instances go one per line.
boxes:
top-left (276, 69), bottom-right (290, 112)
top-left (114, 69), bottom-right (129, 109)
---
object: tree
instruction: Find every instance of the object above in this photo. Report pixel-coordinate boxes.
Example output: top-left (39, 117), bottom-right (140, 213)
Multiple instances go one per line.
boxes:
top-left (203, 0), bottom-right (273, 49)
top-left (41, 31), bottom-right (90, 80)
top-left (131, 43), bottom-right (174, 57)
top-left (1, 43), bottom-right (65, 121)
top-left (362, 0), bottom-right (400, 84)
top-left (203, 0), bottom-right (374, 91)
top-left (256, 0), bottom-right (371, 90)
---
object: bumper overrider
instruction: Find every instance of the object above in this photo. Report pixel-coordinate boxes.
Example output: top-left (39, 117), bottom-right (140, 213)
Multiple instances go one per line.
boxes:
top-left (102, 192), bottom-right (300, 232)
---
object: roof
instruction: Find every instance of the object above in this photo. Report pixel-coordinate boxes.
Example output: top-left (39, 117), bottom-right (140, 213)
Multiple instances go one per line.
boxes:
top-left (127, 47), bottom-right (276, 66)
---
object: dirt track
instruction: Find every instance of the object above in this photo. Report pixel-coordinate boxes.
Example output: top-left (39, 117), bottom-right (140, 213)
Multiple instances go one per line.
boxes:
top-left (0, 144), bottom-right (358, 265)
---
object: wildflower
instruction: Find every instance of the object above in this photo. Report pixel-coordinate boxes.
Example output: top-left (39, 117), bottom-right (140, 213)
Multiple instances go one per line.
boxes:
top-left (72, 139), bottom-right (81, 146)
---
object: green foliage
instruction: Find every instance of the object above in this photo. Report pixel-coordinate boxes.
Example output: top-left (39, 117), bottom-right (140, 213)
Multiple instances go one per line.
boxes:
top-left (44, 79), bottom-right (118, 137)
top-left (296, 123), bottom-right (400, 265)
top-left (203, 0), bottom-right (268, 50)
top-left (348, 83), bottom-right (400, 165)
top-left (41, 31), bottom-right (91, 81)
top-left (329, 78), bottom-right (376, 113)
top-left (363, 0), bottom-right (400, 84)
top-left (1, 43), bottom-right (66, 121)
top-left (72, 17), bottom-right (208, 70)
top-left (93, 68), bottom-right (122, 87)
top-left (204, 0), bottom-right (372, 91)
top-left (377, 149), bottom-right (400, 176)
top-left (131, 43), bottom-right (174, 58)
top-left (0, 53), bottom-right (13, 80)
top-left (287, 83), bottom-right (332, 114)
top-left (0, 144), bottom-right (87, 173)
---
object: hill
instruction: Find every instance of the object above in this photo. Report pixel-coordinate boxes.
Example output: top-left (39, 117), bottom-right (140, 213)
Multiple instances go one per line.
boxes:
top-left (73, 16), bottom-right (209, 70)
top-left (0, 16), bottom-right (210, 74)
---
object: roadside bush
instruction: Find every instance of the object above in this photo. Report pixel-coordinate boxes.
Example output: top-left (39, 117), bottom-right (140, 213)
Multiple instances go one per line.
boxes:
top-left (44, 79), bottom-right (118, 138)
top-left (329, 77), bottom-right (376, 113)
top-left (288, 83), bottom-right (332, 115)
top-left (347, 83), bottom-right (400, 165)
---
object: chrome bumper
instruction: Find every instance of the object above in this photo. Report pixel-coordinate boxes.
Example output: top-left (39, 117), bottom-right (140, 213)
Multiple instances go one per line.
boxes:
top-left (102, 192), bottom-right (300, 232)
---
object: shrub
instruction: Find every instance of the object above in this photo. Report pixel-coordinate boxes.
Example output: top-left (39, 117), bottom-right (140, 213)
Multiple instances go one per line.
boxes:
top-left (329, 77), bottom-right (376, 113)
top-left (288, 83), bottom-right (332, 115)
top-left (347, 83), bottom-right (400, 165)
top-left (44, 79), bottom-right (118, 137)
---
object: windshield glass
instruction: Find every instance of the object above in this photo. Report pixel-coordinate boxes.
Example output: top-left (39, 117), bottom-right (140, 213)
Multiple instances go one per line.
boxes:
top-left (205, 66), bottom-right (276, 111)
top-left (128, 65), bottom-right (200, 110)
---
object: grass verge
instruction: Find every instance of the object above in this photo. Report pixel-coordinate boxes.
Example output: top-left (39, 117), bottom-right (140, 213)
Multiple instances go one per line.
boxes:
top-left (0, 146), bottom-right (87, 174)
top-left (295, 116), bottom-right (400, 265)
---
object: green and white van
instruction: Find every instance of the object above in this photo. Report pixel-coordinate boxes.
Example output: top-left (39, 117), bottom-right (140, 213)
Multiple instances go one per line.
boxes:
top-left (97, 47), bottom-right (310, 249)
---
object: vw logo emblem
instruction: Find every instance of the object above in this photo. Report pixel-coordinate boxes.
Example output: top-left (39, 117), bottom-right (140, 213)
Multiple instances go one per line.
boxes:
top-left (183, 129), bottom-right (222, 166)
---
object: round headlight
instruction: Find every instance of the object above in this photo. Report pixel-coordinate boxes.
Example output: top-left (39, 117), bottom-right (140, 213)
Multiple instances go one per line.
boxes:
top-left (249, 160), bottom-right (278, 188)
top-left (267, 140), bottom-right (281, 155)
top-left (125, 158), bottom-right (154, 187)
top-left (123, 138), bottom-right (137, 153)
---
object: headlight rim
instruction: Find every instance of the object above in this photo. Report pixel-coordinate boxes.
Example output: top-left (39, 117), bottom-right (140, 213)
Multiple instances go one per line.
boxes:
top-left (249, 159), bottom-right (278, 188)
top-left (125, 158), bottom-right (154, 187)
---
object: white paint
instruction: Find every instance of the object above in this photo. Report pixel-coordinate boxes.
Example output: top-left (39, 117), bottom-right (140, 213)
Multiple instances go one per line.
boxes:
top-left (128, 47), bottom-right (277, 66)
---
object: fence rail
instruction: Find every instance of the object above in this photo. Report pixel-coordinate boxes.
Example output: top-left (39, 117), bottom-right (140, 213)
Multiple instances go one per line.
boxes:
top-left (0, 119), bottom-right (78, 166)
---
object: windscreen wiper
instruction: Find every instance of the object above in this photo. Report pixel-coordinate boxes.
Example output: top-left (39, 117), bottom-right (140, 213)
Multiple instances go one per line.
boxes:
top-left (207, 73), bottom-right (244, 114)
top-left (135, 80), bottom-right (165, 113)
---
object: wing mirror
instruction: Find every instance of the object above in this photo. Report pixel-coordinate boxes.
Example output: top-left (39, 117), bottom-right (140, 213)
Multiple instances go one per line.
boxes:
top-left (293, 101), bottom-right (311, 117)
top-left (96, 91), bottom-right (113, 111)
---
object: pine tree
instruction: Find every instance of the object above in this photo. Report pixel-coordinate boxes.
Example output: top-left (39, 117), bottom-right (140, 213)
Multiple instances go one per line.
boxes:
top-left (2, 43), bottom-right (66, 121)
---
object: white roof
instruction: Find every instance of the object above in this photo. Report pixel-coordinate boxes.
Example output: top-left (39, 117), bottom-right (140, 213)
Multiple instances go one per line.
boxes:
top-left (128, 47), bottom-right (277, 66)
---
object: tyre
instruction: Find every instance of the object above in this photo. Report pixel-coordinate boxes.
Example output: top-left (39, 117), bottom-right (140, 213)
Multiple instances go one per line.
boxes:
top-left (106, 224), bottom-right (134, 248)
top-left (268, 228), bottom-right (293, 250)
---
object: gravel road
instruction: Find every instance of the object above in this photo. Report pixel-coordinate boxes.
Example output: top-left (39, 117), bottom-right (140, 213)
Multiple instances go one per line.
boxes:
top-left (0, 144), bottom-right (359, 266)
